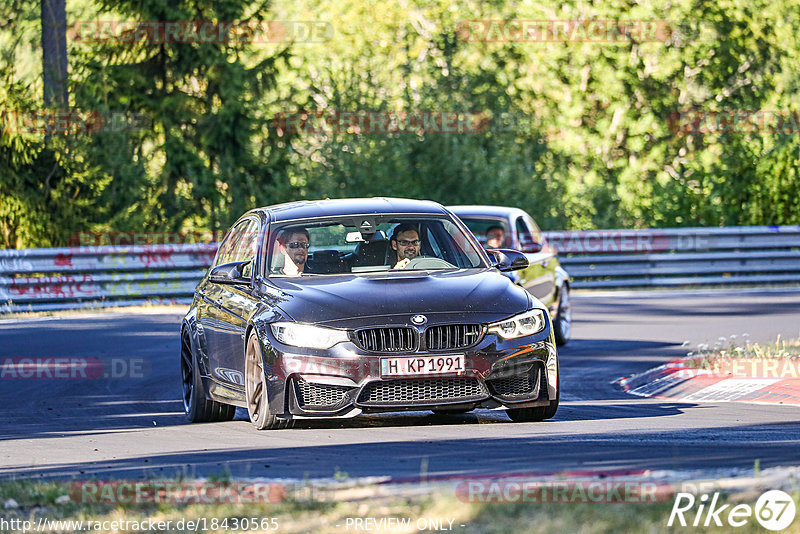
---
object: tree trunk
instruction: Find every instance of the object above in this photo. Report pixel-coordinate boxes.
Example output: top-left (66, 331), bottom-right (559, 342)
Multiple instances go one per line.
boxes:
top-left (41, 0), bottom-right (68, 108)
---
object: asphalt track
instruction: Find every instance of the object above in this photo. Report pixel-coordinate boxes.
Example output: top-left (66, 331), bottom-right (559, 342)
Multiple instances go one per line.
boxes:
top-left (1, 289), bottom-right (799, 482)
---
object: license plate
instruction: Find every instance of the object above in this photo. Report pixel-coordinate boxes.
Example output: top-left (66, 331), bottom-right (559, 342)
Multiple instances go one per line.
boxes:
top-left (380, 355), bottom-right (465, 377)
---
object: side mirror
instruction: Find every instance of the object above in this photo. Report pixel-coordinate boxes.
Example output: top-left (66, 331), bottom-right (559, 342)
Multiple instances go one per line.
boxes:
top-left (520, 242), bottom-right (543, 253)
top-left (488, 249), bottom-right (529, 272)
top-left (518, 232), bottom-right (543, 253)
top-left (209, 260), bottom-right (252, 285)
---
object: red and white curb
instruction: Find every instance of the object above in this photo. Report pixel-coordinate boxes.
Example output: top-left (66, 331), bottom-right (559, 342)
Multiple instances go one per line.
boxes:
top-left (617, 357), bottom-right (800, 406)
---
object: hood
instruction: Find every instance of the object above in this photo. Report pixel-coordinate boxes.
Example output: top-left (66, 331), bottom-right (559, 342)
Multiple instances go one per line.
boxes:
top-left (265, 269), bottom-right (531, 327)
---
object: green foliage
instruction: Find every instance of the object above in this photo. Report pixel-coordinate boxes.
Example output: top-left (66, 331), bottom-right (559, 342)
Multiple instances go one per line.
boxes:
top-left (68, 0), bottom-right (295, 235)
top-left (2, 0), bottom-right (800, 247)
top-left (273, 0), bottom-right (800, 230)
top-left (0, 0), bottom-right (109, 248)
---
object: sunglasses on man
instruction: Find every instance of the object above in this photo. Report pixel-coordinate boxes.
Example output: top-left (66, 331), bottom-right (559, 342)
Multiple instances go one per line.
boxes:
top-left (286, 241), bottom-right (310, 249)
top-left (396, 239), bottom-right (421, 246)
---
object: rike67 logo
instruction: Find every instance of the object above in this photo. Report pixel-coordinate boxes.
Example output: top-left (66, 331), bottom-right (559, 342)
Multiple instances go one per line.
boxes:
top-left (668, 490), bottom-right (796, 531)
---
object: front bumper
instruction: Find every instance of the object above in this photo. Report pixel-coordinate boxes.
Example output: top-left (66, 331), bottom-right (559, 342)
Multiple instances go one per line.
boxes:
top-left (257, 325), bottom-right (558, 418)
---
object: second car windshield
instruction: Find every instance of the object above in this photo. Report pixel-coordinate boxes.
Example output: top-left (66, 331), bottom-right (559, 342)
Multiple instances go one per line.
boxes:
top-left (458, 218), bottom-right (510, 249)
top-left (267, 216), bottom-right (485, 276)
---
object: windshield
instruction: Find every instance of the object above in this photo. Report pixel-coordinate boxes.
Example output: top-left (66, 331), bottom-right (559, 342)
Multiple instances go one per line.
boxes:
top-left (456, 217), bottom-right (511, 249)
top-left (267, 215), bottom-right (486, 276)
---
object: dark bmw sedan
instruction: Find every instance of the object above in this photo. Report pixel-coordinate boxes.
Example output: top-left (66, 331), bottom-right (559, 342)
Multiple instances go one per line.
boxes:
top-left (181, 198), bottom-right (560, 429)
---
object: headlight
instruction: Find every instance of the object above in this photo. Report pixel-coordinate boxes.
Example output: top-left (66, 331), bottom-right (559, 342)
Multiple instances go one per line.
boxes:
top-left (488, 309), bottom-right (547, 340)
top-left (270, 322), bottom-right (350, 349)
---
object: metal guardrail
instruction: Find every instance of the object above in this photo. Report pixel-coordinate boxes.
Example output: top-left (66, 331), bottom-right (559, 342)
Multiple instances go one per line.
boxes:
top-left (0, 244), bottom-right (216, 313)
top-left (548, 226), bottom-right (800, 288)
top-left (1, 226), bottom-right (799, 313)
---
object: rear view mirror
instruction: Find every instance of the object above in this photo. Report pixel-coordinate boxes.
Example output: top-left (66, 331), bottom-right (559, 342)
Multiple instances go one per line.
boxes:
top-left (345, 231), bottom-right (365, 243)
top-left (347, 229), bottom-right (387, 243)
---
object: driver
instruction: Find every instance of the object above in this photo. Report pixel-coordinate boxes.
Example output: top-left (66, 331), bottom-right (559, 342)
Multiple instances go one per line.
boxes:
top-left (277, 228), bottom-right (310, 275)
top-left (390, 223), bottom-right (421, 269)
top-left (485, 225), bottom-right (505, 249)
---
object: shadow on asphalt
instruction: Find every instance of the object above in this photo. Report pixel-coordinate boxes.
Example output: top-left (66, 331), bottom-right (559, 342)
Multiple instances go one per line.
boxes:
top-left (0, 397), bottom-right (692, 441)
top-left (3, 419), bottom-right (800, 481)
top-left (559, 339), bottom-right (684, 360)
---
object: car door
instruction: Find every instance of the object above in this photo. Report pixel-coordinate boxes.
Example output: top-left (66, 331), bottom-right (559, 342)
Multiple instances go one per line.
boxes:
top-left (515, 214), bottom-right (557, 306)
top-left (194, 230), bottom-right (236, 381)
top-left (204, 217), bottom-right (263, 390)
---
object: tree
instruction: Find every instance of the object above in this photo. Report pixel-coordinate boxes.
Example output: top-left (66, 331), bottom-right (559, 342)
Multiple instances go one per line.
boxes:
top-left (70, 0), bottom-right (294, 234)
top-left (41, 0), bottom-right (68, 107)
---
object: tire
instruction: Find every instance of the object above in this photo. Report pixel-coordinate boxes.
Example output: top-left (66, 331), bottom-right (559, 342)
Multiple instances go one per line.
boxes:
top-left (553, 285), bottom-right (571, 346)
top-left (180, 330), bottom-right (235, 422)
top-left (506, 364), bottom-right (560, 422)
top-left (245, 333), bottom-right (292, 430)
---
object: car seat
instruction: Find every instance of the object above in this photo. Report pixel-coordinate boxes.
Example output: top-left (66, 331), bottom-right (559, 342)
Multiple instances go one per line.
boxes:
top-left (354, 236), bottom-right (391, 266)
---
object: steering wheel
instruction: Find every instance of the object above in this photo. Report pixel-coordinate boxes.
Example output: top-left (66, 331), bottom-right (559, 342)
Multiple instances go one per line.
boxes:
top-left (402, 257), bottom-right (456, 270)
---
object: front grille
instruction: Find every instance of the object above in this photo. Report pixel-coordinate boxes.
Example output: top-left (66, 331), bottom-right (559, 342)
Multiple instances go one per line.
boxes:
top-left (295, 379), bottom-right (351, 408)
top-left (357, 378), bottom-right (487, 406)
top-left (425, 324), bottom-right (483, 350)
top-left (488, 369), bottom-right (537, 398)
top-left (356, 327), bottom-right (417, 353)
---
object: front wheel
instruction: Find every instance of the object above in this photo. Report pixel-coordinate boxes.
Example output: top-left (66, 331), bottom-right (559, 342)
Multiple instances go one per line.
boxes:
top-left (553, 286), bottom-right (571, 346)
top-left (506, 401), bottom-right (558, 422)
top-left (245, 334), bottom-right (292, 430)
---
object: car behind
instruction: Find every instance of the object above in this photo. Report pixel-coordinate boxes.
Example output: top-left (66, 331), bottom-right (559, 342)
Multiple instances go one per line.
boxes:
top-left (448, 205), bottom-right (571, 346)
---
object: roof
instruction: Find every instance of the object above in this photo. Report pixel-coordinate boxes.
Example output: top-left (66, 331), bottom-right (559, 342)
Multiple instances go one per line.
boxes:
top-left (256, 197), bottom-right (449, 222)
top-left (447, 205), bottom-right (529, 220)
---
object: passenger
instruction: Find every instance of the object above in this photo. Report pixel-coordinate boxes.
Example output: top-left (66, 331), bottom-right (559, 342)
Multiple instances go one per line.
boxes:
top-left (277, 228), bottom-right (310, 275)
top-left (390, 223), bottom-right (421, 269)
top-left (485, 225), bottom-right (505, 249)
